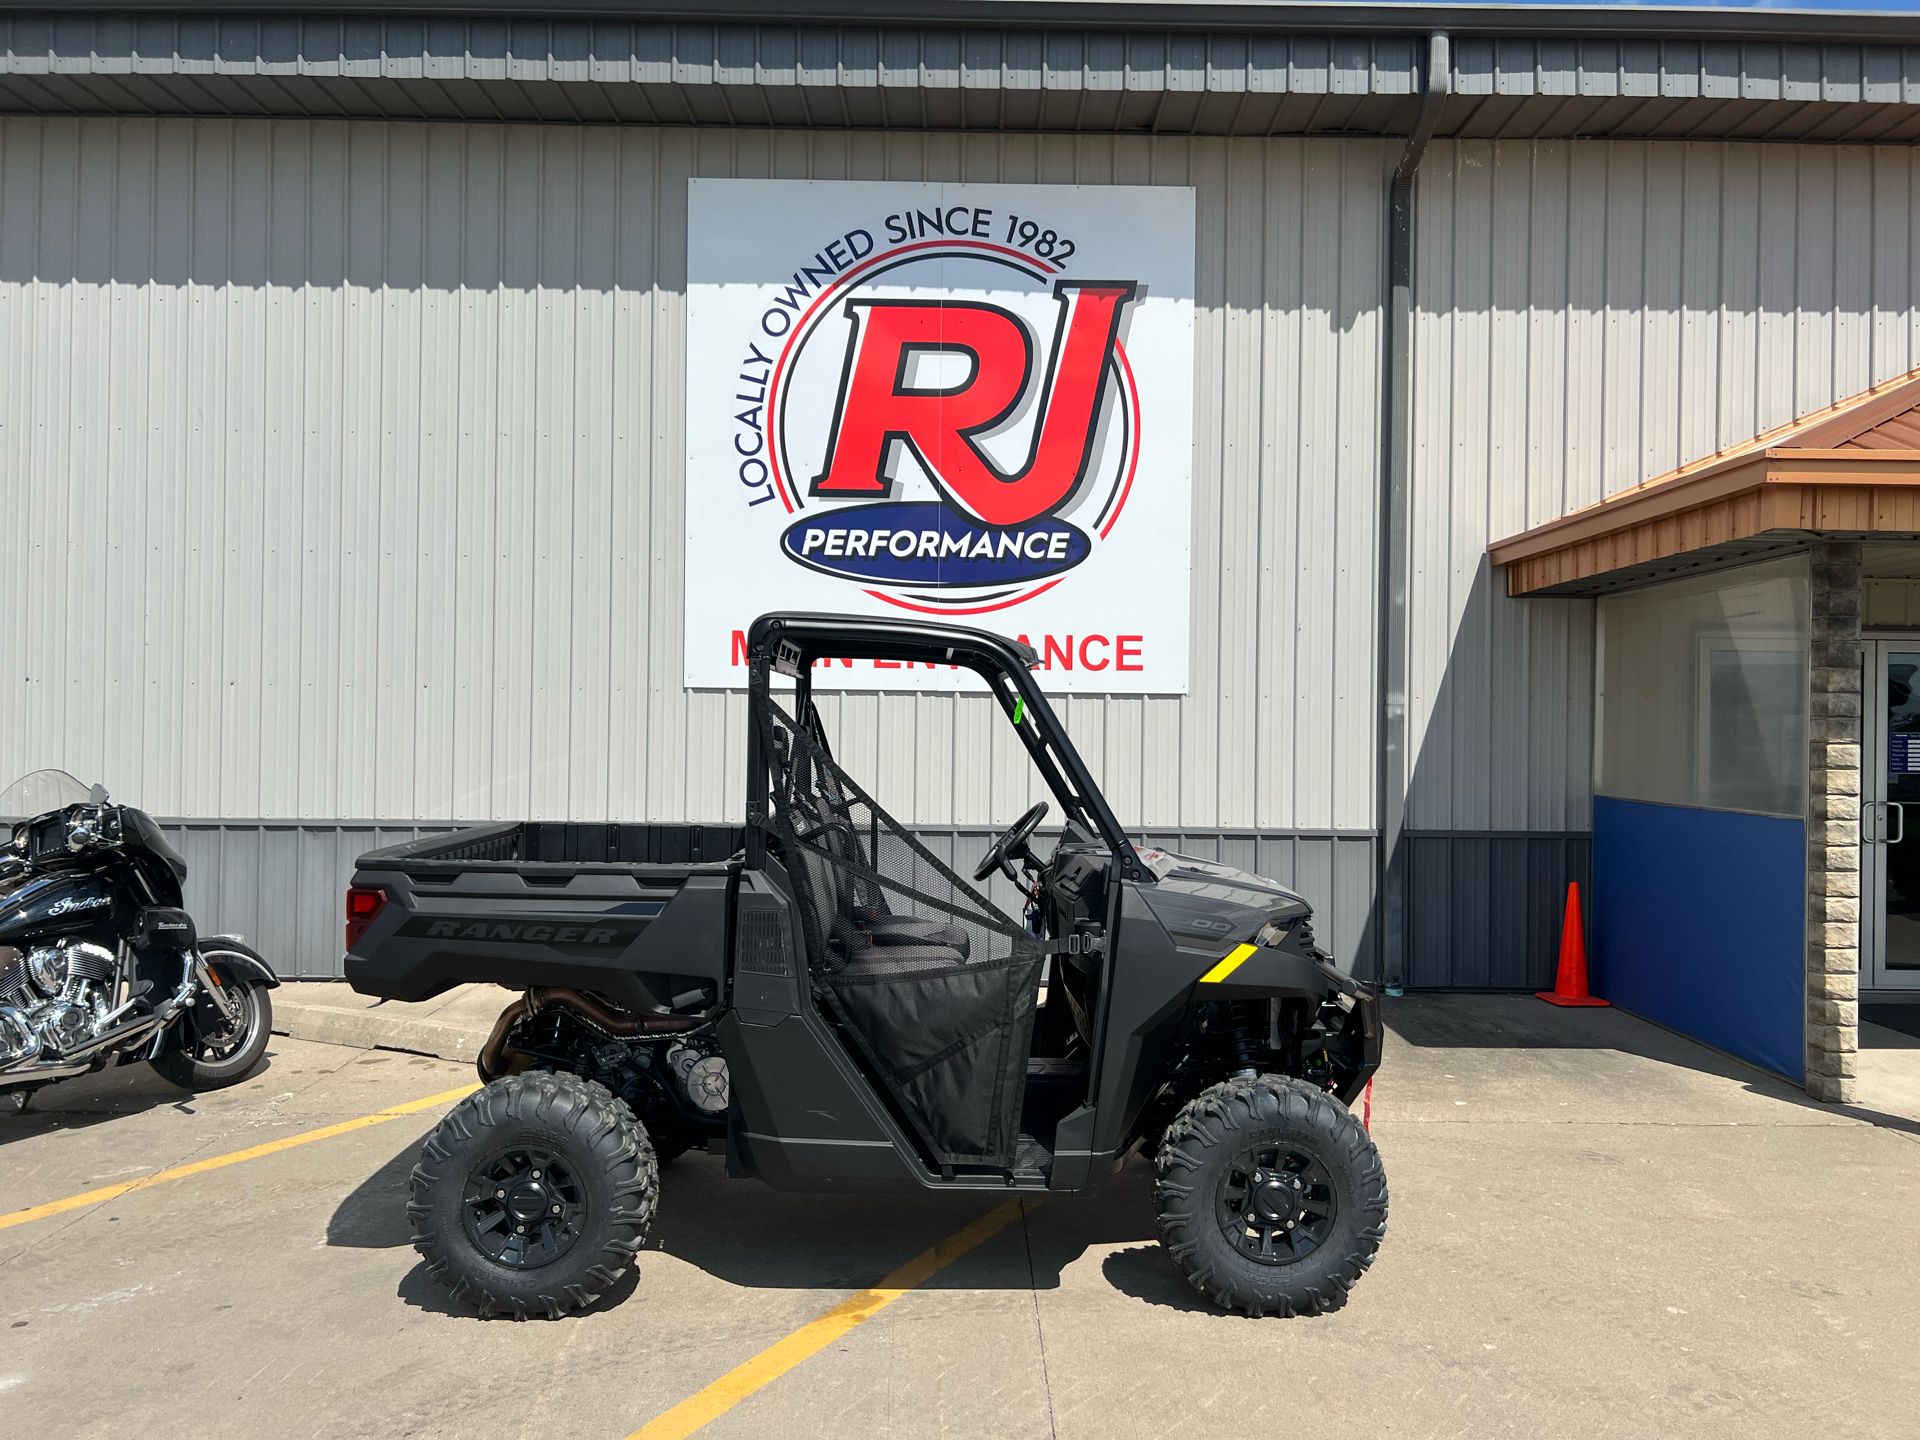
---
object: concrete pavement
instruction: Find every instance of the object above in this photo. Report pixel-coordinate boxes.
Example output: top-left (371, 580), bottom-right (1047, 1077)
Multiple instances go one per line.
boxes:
top-left (273, 980), bottom-right (507, 1063)
top-left (4, 999), bottom-right (1919, 1439)
top-left (272, 978), bottom-right (1920, 1133)
top-left (1859, 1018), bottom-right (1920, 1123)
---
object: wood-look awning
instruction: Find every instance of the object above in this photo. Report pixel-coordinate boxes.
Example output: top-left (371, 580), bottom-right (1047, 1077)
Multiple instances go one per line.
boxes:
top-left (1490, 368), bottom-right (1920, 597)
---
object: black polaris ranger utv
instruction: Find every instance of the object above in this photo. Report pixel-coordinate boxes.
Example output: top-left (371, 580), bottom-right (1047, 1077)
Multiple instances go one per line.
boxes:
top-left (343, 613), bottom-right (1385, 1319)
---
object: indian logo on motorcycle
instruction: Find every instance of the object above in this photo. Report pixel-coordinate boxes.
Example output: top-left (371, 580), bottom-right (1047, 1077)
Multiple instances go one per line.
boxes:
top-left (685, 180), bottom-right (1196, 693)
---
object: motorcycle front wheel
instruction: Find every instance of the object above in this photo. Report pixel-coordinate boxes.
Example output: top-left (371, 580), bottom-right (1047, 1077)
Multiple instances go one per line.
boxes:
top-left (149, 975), bottom-right (273, 1091)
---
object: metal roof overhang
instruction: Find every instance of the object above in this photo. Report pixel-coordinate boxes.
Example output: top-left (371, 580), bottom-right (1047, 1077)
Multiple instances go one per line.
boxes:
top-left (1491, 371), bottom-right (1920, 599)
top-left (4, 6), bottom-right (1920, 137)
top-left (16, 4), bottom-right (1920, 45)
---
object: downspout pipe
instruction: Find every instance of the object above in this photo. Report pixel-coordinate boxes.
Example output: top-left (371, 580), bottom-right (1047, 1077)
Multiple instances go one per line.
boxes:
top-left (1377, 30), bottom-right (1449, 991)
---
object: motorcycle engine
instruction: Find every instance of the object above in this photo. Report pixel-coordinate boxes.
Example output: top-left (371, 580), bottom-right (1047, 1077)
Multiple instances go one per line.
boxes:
top-left (0, 939), bottom-right (120, 1064)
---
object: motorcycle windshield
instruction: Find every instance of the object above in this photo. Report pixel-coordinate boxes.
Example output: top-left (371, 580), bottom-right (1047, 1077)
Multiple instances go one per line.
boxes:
top-left (0, 769), bottom-right (101, 817)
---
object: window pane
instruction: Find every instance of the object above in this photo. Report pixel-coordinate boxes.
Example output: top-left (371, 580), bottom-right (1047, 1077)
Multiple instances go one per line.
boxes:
top-left (1596, 559), bottom-right (1810, 818)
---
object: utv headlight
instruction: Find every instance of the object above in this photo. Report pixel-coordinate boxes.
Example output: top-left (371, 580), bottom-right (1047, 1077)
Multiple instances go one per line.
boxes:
top-left (1253, 918), bottom-right (1294, 948)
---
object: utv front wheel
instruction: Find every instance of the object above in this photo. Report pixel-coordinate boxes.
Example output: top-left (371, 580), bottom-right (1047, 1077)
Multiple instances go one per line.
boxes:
top-left (409, 1071), bottom-right (658, 1319)
top-left (1154, 1075), bottom-right (1386, 1317)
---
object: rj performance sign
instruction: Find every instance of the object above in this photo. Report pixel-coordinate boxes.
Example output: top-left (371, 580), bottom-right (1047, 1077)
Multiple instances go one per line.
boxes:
top-left (685, 180), bottom-right (1194, 694)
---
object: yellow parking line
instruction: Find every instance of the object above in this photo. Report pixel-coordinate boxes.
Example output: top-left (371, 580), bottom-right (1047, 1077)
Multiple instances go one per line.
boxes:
top-left (0, 1082), bottom-right (480, 1232)
top-left (628, 1198), bottom-right (1029, 1440)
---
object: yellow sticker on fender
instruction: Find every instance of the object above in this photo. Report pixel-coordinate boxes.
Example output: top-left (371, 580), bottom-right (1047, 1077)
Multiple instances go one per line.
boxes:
top-left (1199, 943), bottom-right (1258, 983)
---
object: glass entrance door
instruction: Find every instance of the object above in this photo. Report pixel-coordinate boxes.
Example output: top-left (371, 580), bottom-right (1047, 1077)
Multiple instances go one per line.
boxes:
top-left (1864, 639), bottom-right (1920, 990)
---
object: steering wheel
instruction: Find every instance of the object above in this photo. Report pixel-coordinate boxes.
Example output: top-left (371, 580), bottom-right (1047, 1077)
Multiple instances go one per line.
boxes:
top-left (973, 801), bottom-right (1049, 884)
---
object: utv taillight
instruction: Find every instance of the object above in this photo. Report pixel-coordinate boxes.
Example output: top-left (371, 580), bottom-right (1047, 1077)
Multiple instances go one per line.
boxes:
top-left (344, 886), bottom-right (388, 951)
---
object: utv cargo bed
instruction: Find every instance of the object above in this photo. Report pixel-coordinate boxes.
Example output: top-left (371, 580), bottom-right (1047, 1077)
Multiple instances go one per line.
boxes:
top-left (371, 821), bottom-right (746, 871)
top-left (342, 821), bottom-right (746, 1015)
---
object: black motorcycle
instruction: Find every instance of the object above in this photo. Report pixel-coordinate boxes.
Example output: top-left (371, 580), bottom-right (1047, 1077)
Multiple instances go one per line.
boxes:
top-left (0, 770), bottom-right (279, 1107)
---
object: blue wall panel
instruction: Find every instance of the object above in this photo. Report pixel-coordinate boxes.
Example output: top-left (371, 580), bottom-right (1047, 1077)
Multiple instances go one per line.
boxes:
top-left (1591, 797), bottom-right (1805, 1082)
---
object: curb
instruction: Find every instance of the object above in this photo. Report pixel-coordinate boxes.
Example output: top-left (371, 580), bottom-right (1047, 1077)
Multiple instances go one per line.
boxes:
top-left (273, 999), bottom-right (485, 1066)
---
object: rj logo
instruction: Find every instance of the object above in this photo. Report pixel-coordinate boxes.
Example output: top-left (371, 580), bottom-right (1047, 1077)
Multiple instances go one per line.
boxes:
top-left (809, 280), bottom-right (1138, 528)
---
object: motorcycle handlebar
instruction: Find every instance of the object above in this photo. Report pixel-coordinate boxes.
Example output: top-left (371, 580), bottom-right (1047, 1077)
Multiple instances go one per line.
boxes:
top-left (4, 803), bottom-right (122, 863)
top-left (62, 805), bottom-right (117, 854)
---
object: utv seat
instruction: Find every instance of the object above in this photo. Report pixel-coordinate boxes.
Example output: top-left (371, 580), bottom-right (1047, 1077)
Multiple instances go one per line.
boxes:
top-left (862, 914), bottom-right (971, 958)
top-left (836, 940), bottom-right (971, 978)
top-left (804, 799), bottom-right (974, 966)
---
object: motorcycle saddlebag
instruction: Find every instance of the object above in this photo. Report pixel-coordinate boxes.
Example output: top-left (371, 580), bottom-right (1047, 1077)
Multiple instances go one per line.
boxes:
top-left (133, 907), bottom-right (197, 950)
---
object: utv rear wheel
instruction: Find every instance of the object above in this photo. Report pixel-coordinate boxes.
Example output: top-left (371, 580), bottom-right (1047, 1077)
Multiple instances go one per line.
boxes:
top-left (409, 1071), bottom-right (658, 1319)
top-left (1154, 1075), bottom-right (1386, 1317)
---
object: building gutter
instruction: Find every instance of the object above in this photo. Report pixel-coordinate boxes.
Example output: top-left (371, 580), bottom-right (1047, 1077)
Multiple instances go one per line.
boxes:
top-left (33, 4), bottom-right (1920, 46)
top-left (1376, 28), bottom-right (1449, 991)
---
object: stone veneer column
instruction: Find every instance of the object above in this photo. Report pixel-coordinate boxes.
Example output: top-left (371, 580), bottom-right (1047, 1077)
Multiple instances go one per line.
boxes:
top-left (1807, 541), bottom-right (1862, 1104)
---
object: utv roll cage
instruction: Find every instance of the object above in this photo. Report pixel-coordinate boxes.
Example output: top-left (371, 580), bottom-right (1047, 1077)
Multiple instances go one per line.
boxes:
top-left (741, 613), bottom-right (1152, 885)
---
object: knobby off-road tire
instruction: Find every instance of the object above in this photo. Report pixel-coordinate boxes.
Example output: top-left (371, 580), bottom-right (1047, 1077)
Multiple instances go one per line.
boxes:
top-left (1154, 1074), bottom-right (1387, 1317)
top-left (409, 1071), bottom-right (658, 1319)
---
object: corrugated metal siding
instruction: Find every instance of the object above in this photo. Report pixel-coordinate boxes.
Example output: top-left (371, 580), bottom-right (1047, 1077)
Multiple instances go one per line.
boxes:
top-left (0, 116), bottom-right (1387, 836)
top-left (1403, 831), bottom-right (1590, 991)
top-left (162, 820), bottom-right (457, 979)
top-left (1407, 138), bottom-right (1920, 834)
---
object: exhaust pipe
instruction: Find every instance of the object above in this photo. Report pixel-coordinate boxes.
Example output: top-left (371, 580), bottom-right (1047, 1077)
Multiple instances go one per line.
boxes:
top-left (476, 995), bottom-right (531, 1083)
top-left (41, 1010), bottom-right (169, 1069)
top-left (0, 1008), bottom-right (149, 1079)
top-left (530, 987), bottom-right (703, 1037)
top-left (0, 974), bottom-right (196, 1084)
top-left (476, 988), bottom-right (701, 1082)
top-left (0, 1060), bottom-right (89, 1090)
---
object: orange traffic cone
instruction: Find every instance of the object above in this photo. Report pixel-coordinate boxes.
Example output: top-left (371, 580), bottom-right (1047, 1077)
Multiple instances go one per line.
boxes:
top-left (1536, 881), bottom-right (1608, 1007)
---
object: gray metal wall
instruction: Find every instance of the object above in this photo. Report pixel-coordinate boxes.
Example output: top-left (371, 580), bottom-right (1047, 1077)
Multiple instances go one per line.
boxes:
top-left (0, 116), bottom-right (1387, 839)
top-left (15, 119), bottom-right (1902, 985)
top-left (162, 820), bottom-right (457, 980)
top-left (1406, 138), bottom-right (1920, 837)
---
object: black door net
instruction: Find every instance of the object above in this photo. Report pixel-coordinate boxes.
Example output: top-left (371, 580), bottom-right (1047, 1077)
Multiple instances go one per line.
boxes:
top-left (756, 696), bottom-right (1044, 1169)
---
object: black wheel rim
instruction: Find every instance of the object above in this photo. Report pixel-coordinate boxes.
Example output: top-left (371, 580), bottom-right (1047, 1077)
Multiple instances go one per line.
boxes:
top-left (193, 984), bottom-right (255, 1063)
top-left (461, 1147), bottom-right (586, 1270)
top-left (1215, 1142), bottom-right (1338, 1265)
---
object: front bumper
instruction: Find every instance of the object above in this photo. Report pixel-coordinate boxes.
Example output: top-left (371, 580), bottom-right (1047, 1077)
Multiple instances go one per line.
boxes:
top-left (1331, 987), bottom-right (1384, 1106)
